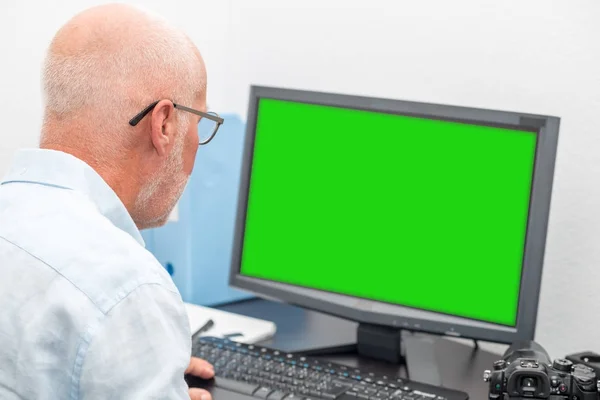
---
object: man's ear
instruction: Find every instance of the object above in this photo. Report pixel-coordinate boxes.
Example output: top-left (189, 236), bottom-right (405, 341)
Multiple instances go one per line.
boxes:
top-left (150, 99), bottom-right (176, 157)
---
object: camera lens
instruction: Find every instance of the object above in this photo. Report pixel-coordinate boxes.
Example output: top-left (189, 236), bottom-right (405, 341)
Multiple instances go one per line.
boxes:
top-left (521, 377), bottom-right (537, 393)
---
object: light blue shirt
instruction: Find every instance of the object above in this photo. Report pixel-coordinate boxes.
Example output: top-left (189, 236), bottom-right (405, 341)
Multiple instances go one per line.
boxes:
top-left (0, 149), bottom-right (193, 399)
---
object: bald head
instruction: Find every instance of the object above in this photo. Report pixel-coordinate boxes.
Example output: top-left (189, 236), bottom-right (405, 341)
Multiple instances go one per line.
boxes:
top-left (42, 3), bottom-right (205, 123)
top-left (40, 4), bottom-right (208, 229)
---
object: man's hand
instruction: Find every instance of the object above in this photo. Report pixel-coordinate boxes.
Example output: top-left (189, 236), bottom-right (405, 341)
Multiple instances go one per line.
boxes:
top-left (186, 357), bottom-right (215, 379)
top-left (187, 357), bottom-right (215, 400)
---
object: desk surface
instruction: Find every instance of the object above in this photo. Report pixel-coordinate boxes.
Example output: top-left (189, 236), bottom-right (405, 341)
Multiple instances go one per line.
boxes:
top-left (218, 299), bottom-right (501, 400)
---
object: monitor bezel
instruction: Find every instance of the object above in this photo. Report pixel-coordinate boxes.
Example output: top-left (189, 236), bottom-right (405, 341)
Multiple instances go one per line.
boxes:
top-left (230, 85), bottom-right (560, 344)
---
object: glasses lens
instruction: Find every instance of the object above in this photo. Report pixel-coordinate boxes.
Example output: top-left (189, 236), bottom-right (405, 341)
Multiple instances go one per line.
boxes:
top-left (198, 112), bottom-right (218, 144)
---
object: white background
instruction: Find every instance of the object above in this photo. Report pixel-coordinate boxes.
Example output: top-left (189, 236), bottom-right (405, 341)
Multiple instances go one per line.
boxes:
top-left (2, 0), bottom-right (600, 358)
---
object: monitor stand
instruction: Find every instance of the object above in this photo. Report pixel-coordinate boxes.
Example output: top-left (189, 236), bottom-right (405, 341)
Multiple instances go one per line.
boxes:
top-left (278, 323), bottom-right (443, 387)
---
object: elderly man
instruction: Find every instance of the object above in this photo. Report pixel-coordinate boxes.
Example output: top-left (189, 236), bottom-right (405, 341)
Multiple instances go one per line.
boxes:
top-left (0, 4), bottom-right (219, 400)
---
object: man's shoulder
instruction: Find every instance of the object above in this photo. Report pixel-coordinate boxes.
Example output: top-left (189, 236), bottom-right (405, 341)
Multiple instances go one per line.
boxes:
top-left (0, 183), bottom-right (178, 315)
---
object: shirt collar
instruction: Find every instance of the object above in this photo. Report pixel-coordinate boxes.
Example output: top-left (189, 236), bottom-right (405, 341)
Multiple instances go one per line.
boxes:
top-left (1, 148), bottom-right (145, 247)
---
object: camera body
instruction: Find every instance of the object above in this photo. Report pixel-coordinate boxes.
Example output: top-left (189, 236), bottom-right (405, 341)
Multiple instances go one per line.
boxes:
top-left (484, 341), bottom-right (600, 399)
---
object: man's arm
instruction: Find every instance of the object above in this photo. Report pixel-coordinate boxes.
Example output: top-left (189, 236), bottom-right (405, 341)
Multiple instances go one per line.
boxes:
top-left (78, 283), bottom-right (202, 399)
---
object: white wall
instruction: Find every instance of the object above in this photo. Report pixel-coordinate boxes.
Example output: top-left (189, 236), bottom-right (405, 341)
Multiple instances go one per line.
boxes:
top-left (3, 0), bottom-right (600, 359)
top-left (0, 0), bottom-right (231, 173)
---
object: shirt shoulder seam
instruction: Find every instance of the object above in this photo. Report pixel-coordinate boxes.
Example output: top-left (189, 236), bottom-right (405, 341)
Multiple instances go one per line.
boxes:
top-left (0, 234), bottom-right (105, 311)
top-left (0, 235), bottom-right (178, 312)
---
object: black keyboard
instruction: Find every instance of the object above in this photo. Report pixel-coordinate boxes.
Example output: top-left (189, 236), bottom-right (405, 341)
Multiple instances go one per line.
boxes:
top-left (191, 337), bottom-right (468, 400)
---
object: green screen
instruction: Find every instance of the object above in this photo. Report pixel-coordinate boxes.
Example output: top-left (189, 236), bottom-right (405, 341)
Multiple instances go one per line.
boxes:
top-left (240, 98), bottom-right (537, 327)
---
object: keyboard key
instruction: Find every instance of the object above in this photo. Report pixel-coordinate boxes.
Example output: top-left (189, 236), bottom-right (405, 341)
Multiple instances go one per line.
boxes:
top-left (411, 391), bottom-right (435, 399)
top-left (285, 385), bottom-right (296, 393)
top-left (268, 391), bottom-right (289, 400)
top-left (213, 377), bottom-right (259, 395)
top-left (332, 379), bottom-right (352, 387)
top-left (321, 383), bottom-right (350, 399)
top-left (254, 387), bottom-right (274, 399)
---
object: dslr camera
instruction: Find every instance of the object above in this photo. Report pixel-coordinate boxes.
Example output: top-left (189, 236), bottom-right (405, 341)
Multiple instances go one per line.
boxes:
top-left (483, 341), bottom-right (600, 399)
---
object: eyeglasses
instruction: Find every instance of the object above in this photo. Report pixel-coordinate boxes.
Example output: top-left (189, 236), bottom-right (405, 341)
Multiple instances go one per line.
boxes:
top-left (129, 100), bottom-right (224, 145)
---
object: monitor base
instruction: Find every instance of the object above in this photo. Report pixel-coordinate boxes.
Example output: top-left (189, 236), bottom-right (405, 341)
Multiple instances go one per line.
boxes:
top-left (286, 323), bottom-right (443, 386)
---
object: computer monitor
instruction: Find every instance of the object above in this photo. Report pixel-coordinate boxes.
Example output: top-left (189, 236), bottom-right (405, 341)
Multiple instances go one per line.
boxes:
top-left (230, 86), bottom-right (559, 356)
